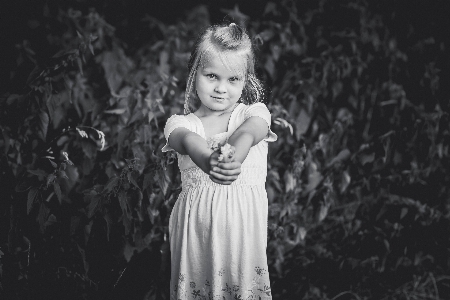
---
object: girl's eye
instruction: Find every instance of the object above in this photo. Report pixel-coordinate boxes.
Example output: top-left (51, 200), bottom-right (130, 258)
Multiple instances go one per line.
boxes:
top-left (229, 77), bottom-right (240, 82)
top-left (206, 74), bottom-right (216, 79)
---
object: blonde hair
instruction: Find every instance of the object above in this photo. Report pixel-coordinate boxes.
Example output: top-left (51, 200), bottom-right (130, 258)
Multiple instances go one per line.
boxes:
top-left (184, 23), bottom-right (264, 114)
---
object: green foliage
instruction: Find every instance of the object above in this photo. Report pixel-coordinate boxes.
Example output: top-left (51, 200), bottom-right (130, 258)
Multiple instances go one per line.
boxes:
top-left (1, 1), bottom-right (449, 299)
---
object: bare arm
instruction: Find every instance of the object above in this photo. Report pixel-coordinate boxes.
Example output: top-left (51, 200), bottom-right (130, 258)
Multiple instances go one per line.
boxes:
top-left (227, 116), bottom-right (269, 163)
top-left (168, 128), bottom-right (213, 174)
top-left (166, 117), bottom-right (269, 185)
top-left (168, 127), bottom-right (242, 184)
top-left (209, 116), bottom-right (268, 183)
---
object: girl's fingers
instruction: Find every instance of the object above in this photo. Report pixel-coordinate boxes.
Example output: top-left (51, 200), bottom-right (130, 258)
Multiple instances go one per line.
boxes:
top-left (211, 167), bottom-right (241, 176)
top-left (216, 161), bottom-right (241, 170)
top-left (209, 171), bottom-right (238, 183)
top-left (210, 177), bottom-right (233, 185)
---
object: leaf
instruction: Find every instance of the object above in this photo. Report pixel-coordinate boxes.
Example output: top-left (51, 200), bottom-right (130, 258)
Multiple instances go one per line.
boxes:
top-left (340, 170), bottom-right (351, 193)
top-left (327, 149), bottom-right (351, 167)
top-left (70, 216), bottom-right (80, 235)
top-left (37, 202), bottom-right (49, 233)
top-left (2, 129), bottom-right (11, 155)
top-left (295, 109), bottom-right (311, 140)
top-left (53, 182), bottom-right (62, 203)
top-left (127, 171), bottom-right (139, 189)
top-left (44, 214), bottom-right (57, 227)
top-left (59, 170), bottom-right (69, 179)
top-left (148, 111), bottom-right (154, 123)
top-left (360, 152), bottom-right (375, 165)
top-left (27, 188), bottom-right (39, 214)
top-left (88, 196), bottom-right (100, 218)
top-left (123, 213), bottom-right (131, 235)
top-left (28, 169), bottom-right (47, 178)
top-left (15, 181), bottom-right (31, 192)
top-left (143, 173), bottom-right (153, 191)
top-left (104, 108), bottom-right (127, 114)
top-left (76, 57), bottom-right (83, 75)
top-left (38, 110), bottom-right (49, 141)
top-left (123, 242), bottom-right (135, 262)
top-left (81, 140), bottom-right (97, 158)
top-left (88, 43), bottom-right (94, 55)
top-left (298, 227), bottom-right (307, 241)
top-left (46, 93), bottom-right (62, 121)
top-left (318, 204), bottom-right (329, 222)
top-left (157, 168), bottom-right (171, 196)
top-left (283, 171), bottom-right (296, 193)
top-left (264, 2), bottom-right (278, 16)
top-left (103, 177), bottom-right (119, 193)
top-left (264, 57), bottom-right (275, 80)
top-left (49, 160), bottom-right (57, 168)
top-left (306, 170), bottom-right (322, 193)
top-left (400, 207), bottom-right (408, 219)
top-left (160, 49), bottom-right (170, 73)
top-left (118, 190), bottom-right (128, 214)
top-left (104, 213), bottom-right (112, 241)
top-left (46, 174), bottom-right (56, 186)
top-left (128, 109), bottom-right (143, 125)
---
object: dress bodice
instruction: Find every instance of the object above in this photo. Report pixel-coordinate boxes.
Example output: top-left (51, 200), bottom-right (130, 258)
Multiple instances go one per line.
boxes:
top-left (162, 103), bottom-right (277, 188)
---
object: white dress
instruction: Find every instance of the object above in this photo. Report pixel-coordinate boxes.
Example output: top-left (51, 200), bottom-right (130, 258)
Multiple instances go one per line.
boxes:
top-left (162, 103), bottom-right (277, 300)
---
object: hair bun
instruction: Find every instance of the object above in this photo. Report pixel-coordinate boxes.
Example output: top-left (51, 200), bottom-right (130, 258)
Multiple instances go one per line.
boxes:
top-left (228, 22), bottom-right (242, 39)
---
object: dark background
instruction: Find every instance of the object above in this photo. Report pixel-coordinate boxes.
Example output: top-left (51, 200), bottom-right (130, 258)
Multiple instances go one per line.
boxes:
top-left (1, 0), bottom-right (450, 299)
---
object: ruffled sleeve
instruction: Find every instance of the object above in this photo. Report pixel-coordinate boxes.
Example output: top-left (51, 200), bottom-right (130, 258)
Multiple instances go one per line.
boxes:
top-left (162, 114), bottom-right (191, 152)
top-left (244, 103), bottom-right (278, 142)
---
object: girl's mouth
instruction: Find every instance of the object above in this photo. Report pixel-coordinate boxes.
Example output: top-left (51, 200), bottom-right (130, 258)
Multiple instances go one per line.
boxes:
top-left (212, 96), bottom-right (225, 101)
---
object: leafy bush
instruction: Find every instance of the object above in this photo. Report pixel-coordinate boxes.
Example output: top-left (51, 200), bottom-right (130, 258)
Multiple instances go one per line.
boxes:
top-left (1, 1), bottom-right (449, 299)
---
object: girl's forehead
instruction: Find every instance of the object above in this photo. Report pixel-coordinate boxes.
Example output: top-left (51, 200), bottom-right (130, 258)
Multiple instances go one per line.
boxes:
top-left (200, 51), bottom-right (247, 76)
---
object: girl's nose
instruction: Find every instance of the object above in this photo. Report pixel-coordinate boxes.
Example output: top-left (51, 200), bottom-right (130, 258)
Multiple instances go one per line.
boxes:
top-left (214, 81), bottom-right (227, 93)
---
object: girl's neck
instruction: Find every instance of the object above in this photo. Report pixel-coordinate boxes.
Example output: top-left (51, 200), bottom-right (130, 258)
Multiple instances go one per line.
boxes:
top-left (195, 103), bottom-right (239, 118)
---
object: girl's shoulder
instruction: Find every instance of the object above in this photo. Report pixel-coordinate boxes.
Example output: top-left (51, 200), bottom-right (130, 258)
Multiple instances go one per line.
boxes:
top-left (164, 113), bottom-right (196, 128)
top-left (162, 113), bottom-right (200, 153)
top-left (235, 102), bottom-right (272, 121)
top-left (164, 113), bottom-right (204, 138)
top-left (240, 102), bottom-right (269, 109)
top-left (163, 114), bottom-right (191, 136)
top-left (236, 102), bottom-right (277, 142)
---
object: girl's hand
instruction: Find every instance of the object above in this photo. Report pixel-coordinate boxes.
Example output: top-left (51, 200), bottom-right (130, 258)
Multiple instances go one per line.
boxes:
top-left (209, 151), bottom-right (241, 185)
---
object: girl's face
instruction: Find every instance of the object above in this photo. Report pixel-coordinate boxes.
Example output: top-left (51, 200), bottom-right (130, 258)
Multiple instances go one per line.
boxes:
top-left (195, 53), bottom-right (246, 115)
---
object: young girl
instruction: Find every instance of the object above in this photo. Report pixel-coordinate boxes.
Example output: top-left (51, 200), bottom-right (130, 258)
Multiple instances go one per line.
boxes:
top-left (162, 23), bottom-right (276, 300)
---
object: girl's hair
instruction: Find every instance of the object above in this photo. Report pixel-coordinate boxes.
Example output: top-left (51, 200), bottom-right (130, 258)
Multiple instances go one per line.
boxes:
top-left (184, 23), bottom-right (264, 114)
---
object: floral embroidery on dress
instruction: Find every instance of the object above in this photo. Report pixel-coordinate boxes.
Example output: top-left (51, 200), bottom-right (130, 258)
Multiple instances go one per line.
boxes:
top-left (255, 267), bottom-right (265, 276)
top-left (171, 268), bottom-right (271, 300)
top-left (222, 283), bottom-right (232, 295)
top-left (206, 132), bottom-right (229, 151)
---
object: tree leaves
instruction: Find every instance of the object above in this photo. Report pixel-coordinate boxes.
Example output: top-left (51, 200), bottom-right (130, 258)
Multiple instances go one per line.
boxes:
top-left (118, 190), bottom-right (128, 215)
top-left (103, 176), bottom-right (119, 193)
top-left (38, 110), bottom-right (49, 141)
top-left (127, 171), bottom-right (139, 189)
top-left (53, 182), bottom-right (62, 203)
top-left (2, 2), bottom-right (449, 299)
top-left (295, 109), bottom-right (311, 139)
top-left (118, 190), bottom-right (131, 234)
top-left (27, 188), bottom-right (39, 214)
top-left (87, 196), bottom-right (100, 218)
top-left (156, 167), bottom-right (170, 196)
